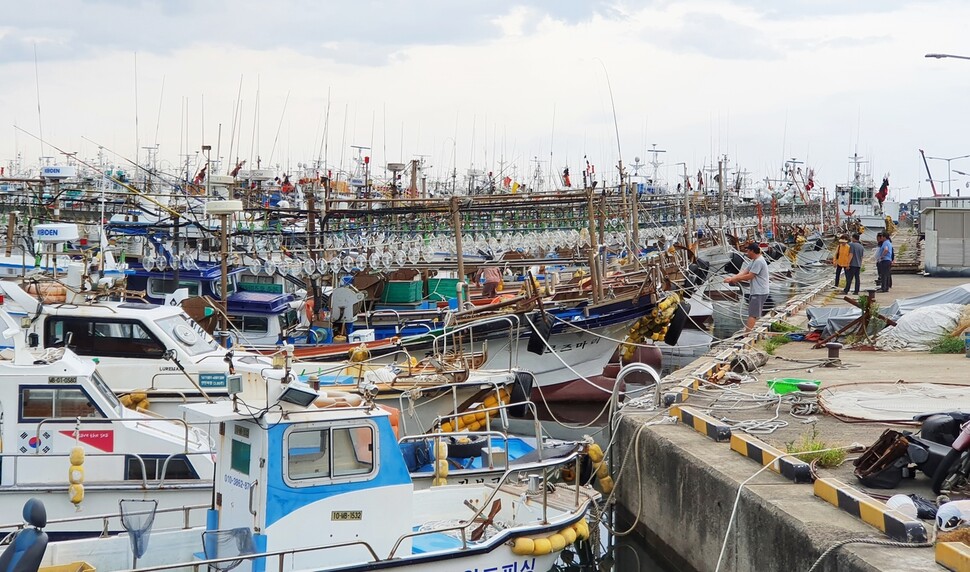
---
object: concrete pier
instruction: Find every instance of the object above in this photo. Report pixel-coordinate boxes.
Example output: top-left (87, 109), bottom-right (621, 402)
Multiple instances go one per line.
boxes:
top-left (614, 228), bottom-right (966, 572)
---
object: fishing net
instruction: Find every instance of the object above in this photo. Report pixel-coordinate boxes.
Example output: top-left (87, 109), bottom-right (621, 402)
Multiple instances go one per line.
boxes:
top-left (202, 528), bottom-right (257, 571)
top-left (819, 382), bottom-right (970, 422)
top-left (119, 499), bottom-right (157, 565)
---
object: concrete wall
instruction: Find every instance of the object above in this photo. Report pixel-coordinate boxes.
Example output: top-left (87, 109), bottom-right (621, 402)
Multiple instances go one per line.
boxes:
top-left (613, 414), bottom-right (936, 572)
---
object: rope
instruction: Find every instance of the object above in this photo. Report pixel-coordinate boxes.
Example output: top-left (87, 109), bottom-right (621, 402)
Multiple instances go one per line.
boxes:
top-left (805, 538), bottom-right (933, 572)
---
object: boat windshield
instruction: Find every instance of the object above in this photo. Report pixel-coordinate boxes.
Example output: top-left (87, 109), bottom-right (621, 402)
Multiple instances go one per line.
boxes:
top-left (91, 369), bottom-right (122, 414)
top-left (155, 314), bottom-right (220, 357)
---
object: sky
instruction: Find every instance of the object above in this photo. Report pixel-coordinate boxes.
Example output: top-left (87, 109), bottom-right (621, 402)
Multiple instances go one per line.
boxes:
top-left (1, 0), bottom-right (969, 201)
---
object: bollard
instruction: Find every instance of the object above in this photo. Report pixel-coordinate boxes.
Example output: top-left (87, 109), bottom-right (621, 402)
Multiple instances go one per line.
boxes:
top-left (825, 342), bottom-right (843, 366)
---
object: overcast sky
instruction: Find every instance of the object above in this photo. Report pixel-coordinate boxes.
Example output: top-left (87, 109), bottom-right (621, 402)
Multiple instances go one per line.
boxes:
top-left (1, 0), bottom-right (968, 201)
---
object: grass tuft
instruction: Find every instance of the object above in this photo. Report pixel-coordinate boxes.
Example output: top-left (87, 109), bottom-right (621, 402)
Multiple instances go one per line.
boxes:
top-left (931, 335), bottom-right (966, 354)
top-left (762, 335), bottom-right (792, 355)
top-left (785, 427), bottom-right (846, 468)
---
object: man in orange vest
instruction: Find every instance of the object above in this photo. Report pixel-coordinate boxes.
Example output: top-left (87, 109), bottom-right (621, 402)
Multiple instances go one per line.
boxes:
top-left (832, 234), bottom-right (851, 289)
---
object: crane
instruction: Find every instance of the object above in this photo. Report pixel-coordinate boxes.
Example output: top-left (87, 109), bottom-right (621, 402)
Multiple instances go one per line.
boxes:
top-left (919, 149), bottom-right (942, 197)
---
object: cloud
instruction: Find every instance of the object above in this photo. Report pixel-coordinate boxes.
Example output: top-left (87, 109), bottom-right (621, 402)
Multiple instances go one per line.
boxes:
top-left (654, 12), bottom-right (779, 60)
top-left (0, 1), bottom-right (615, 66)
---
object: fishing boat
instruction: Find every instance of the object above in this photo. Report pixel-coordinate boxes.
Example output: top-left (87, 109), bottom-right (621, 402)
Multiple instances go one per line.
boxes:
top-left (0, 307), bottom-right (213, 536)
top-left (28, 366), bottom-right (599, 572)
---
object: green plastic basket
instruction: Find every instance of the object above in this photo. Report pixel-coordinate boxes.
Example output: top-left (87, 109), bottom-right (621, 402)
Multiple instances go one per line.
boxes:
top-left (766, 378), bottom-right (821, 395)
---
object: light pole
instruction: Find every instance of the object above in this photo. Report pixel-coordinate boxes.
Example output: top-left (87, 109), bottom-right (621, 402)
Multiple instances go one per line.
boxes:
top-left (926, 53), bottom-right (970, 61)
top-left (924, 154), bottom-right (970, 196)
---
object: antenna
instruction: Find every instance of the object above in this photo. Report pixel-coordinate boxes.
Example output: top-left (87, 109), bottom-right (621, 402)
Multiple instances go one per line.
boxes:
top-left (33, 43), bottom-right (45, 161)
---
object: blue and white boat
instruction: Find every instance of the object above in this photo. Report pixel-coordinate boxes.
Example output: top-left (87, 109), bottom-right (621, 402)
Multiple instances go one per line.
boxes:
top-left (31, 369), bottom-right (599, 571)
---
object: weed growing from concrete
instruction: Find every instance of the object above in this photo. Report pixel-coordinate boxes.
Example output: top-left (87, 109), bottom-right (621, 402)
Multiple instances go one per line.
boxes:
top-left (785, 427), bottom-right (846, 468)
top-left (931, 335), bottom-right (965, 354)
top-left (762, 335), bottom-right (792, 355)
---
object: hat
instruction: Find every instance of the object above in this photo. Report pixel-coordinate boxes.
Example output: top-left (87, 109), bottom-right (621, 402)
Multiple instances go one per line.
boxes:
top-left (744, 243), bottom-right (761, 253)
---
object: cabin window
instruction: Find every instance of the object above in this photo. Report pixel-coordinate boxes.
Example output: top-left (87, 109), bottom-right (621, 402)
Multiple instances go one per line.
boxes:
top-left (229, 315), bottom-right (269, 334)
top-left (278, 309), bottom-right (300, 331)
top-left (125, 454), bottom-right (200, 480)
top-left (45, 318), bottom-right (166, 359)
top-left (147, 278), bottom-right (201, 298)
top-left (284, 423), bottom-right (376, 486)
top-left (231, 439), bottom-right (251, 475)
top-left (20, 387), bottom-right (104, 420)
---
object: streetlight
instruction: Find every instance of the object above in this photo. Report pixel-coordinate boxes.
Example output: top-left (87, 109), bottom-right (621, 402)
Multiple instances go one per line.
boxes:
top-left (924, 154), bottom-right (970, 197)
top-left (925, 53), bottom-right (970, 61)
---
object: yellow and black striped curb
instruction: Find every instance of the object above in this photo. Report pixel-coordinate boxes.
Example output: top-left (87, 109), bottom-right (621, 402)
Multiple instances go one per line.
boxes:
top-left (936, 541), bottom-right (970, 572)
top-left (670, 405), bottom-right (732, 442)
top-left (729, 432), bottom-right (813, 483)
top-left (813, 477), bottom-right (928, 543)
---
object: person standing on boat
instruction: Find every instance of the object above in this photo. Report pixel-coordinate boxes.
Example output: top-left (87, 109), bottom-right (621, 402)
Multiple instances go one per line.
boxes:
top-left (476, 265), bottom-right (503, 298)
top-left (843, 233), bottom-right (864, 295)
top-left (725, 243), bottom-right (770, 331)
top-left (832, 235), bottom-right (851, 289)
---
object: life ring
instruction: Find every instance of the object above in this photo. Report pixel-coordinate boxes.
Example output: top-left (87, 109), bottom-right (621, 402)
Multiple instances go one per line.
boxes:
top-left (313, 389), bottom-right (363, 408)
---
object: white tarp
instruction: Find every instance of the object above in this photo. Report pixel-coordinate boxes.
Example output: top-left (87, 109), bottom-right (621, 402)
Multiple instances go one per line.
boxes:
top-left (885, 283), bottom-right (970, 321)
top-left (875, 303), bottom-right (966, 351)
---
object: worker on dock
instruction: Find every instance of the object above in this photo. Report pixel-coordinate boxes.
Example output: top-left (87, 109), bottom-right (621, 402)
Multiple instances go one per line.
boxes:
top-left (843, 233), bottom-right (864, 295)
top-left (725, 243), bottom-right (770, 331)
top-left (875, 232), bottom-right (894, 293)
top-left (833, 234), bottom-right (851, 289)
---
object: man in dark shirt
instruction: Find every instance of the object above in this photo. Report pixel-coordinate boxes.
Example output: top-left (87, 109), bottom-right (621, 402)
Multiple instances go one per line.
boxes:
top-left (842, 233), bottom-right (864, 295)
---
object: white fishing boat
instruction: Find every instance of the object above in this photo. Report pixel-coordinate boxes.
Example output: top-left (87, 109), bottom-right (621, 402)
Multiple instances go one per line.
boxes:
top-left (0, 308), bottom-right (213, 536)
top-left (27, 367), bottom-right (599, 572)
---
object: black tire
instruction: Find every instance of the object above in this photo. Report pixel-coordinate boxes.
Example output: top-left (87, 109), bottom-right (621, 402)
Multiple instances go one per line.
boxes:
top-left (932, 448), bottom-right (965, 494)
top-left (664, 302), bottom-right (690, 346)
top-left (447, 434), bottom-right (490, 459)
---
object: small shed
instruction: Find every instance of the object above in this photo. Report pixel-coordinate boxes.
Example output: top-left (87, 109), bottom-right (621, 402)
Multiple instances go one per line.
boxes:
top-left (922, 207), bottom-right (970, 276)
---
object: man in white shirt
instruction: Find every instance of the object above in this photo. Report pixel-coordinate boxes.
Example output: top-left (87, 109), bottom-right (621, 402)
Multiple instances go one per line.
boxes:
top-left (725, 243), bottom-right (771, 331)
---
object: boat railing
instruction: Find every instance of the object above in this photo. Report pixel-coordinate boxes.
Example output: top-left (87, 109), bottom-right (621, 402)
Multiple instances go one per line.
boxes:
top-left (0, 503), bottom-right (209, 536)
top-left (395, 377), bottom-right (514, 436)
top-left (295, 348), bottom-right (420, 379)
top-left (427, 313), bottom-right (521, 370)
top-left (128, 539), bottom-right (381, 571)
top-left (34, 416), bottom-right (208, 455)
top-left (387, 449), bottom-right (592, 559)
top-left (427, 400), bottom-right (543, 463)
top-left (7, 446), bottom-right (215, 490)
top-left (399, 429), bottom-right (513, 473)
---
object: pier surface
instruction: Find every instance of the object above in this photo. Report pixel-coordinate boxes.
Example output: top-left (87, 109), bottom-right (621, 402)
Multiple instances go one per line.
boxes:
top-left (615, 228), bottom-right (966, 572)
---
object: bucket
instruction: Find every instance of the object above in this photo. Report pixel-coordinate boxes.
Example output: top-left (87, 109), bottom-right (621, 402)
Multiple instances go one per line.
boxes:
top-left (766, 378), bottom-right (821, 395)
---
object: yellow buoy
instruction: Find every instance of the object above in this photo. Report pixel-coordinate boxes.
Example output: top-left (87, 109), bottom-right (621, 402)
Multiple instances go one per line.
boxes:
top-left (560, 527), bottom-right (577, 544)
top-left (596, 461), bottom-right (610, 479)
top-left (549, 533), bottom-right (567, 551)
top-left (599, 475), bottom-right (614, 494)
top-left (575, 520), bottom-right (590, 540)
top-left (441, 421), bottom-right (454, 433)
top-left (435, 459), bottom-right (449, 477)
top-left (69, 483), bottom-right (84, 506)
top-left (532, 537), bottom-right (553, 555)
top-left (511, 537), bottom-right (535, 556)
top-left (69, 446), bottom-right (85, 466)
top-left (68, 465), bottom-right (84, 485)
top-left (588, 444), bottom-right (604, 463)
top-left (431, 477), bottom-right (448, 487)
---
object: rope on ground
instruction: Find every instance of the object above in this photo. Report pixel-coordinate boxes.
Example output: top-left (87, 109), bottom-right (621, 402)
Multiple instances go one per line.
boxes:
top-left (805, 537), bottom-right (934, 572)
